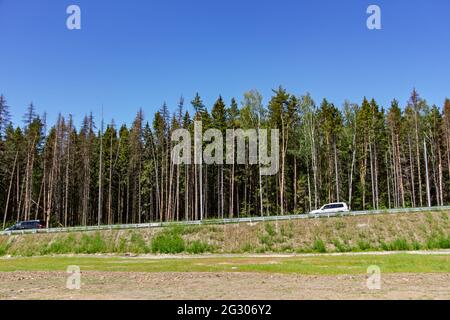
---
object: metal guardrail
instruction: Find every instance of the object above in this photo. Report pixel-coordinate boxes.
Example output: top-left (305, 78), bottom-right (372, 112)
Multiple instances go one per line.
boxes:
top-left (1, 206), bottom-right (449, 237)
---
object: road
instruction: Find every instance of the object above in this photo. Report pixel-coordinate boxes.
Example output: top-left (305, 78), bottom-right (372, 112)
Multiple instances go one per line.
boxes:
top-left (1, 205), bottom-right (449, 237)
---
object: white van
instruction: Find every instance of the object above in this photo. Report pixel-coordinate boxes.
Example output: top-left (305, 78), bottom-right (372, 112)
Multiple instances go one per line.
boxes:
top-left (310, 202), bottom-right (350, 215)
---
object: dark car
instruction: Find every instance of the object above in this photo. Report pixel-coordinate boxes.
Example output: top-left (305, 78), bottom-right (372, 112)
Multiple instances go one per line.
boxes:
top-left (5, 220), bottom-right (45, 231)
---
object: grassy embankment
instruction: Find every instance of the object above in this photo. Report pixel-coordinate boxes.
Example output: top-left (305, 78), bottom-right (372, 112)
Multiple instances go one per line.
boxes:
top-left (0, 254), bottom-right (449, 274)
top-left (0, 210), bottom-right (449, 257)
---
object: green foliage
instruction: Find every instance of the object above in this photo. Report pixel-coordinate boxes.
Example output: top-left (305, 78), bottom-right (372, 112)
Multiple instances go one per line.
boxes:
top-left (77, 233), bottom-right (107, 254)
top-left (1, 210), bottom-right (449, 257)
top-left (334, 221), bottom-right (346, 230)
top-left (151, 228), bottom-right (185, 254)
top-left (240, 243), bottom-right (254, 253)
top-left (332, 239), bottom-right (352, 252)
top-left (259, 234), bottom-right (273, 247)
top-left (129, 232), bottom-right (150, 254)
top-left (426, 235), bottom-right (450, 249)
top-left (264, 223), bottom-right (277, 237)
top-left (40, 234), bottom-right (77, 255)
top-left (2, 88), bottom-right (450, 236)
top-left (357, 240), bottom-right (372, 251)
top-left (280, 223), bottom-right (294, 239)
top-left (0, 242), bottom-right (9, 256)
top-left (186, 240), bottom-right (212, 254)
top-left (389, 238), bottom-right (411, 251)
top-left (312, 239), bottom-right (327, 253)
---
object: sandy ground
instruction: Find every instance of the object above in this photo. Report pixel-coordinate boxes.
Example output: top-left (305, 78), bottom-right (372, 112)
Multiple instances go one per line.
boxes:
top-left (0, 271), bottom-right (449, 300)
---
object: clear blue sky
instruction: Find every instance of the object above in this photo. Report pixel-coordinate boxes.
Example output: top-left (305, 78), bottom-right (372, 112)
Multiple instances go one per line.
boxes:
top-left (1, 0), bottom-right (449, 128)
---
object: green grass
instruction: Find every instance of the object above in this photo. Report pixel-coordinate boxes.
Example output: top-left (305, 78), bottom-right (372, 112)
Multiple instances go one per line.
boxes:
top-left (186, 240), bottom-right (214, 254)
top-left (1, 210), bottom-right (448, 257)
top-left (151, 233), bottom-right (185, 254)
top-left (312, 239), bottom-right (327, 253)
top-left (0, 254), bottom-right (449, 275)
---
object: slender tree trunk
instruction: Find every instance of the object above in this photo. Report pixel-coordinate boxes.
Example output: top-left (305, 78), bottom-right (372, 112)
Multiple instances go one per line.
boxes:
top-left (64, 129), bottom-right (71, 227)
top-left (126, 175), bottom-right (130, 224)
top-left (138, 166), bottom-right (141, 223)
top-left (168, 158), bottom-right (174, 221)
top-left (415, 112), bottom-right (423, 207)
top-left (348, 133), bottom-right (357, 210)
top-left (408, 136), bottom-right (416, 207)
top-left (108, 128), bottom-right (113, 225)
top-left (374, 141), bottom-right (379, 209)
top-left (230, 162), bottom-right (235, 218)
top-left (334, 142), bottom-right (339, 202)
top-left (98, 120), bottom-right (103, 226)
top-left (35, 170), bottom-right (44, 220)
top-left (385, 152), bottom-right (391, 209)
top-left (175, 165), bottom-right (180, 221)
top-left (396, 135), bottom-right (405, 207)
top-left (3, 152), bottom-right (18, 229)
top-left (307, 165), bottom-right (312, 213)
top-left (438, 146), bottom-right (444, 206)
top-left (199, 163), bottom-right (203, 220)
top-left (46, 130), bottom-right (58, 228)
top-left (390, 144), bottom-right (398, 208)
top-left (369, 143), bottom-right (375, 209)
top-left (293, 157), bottom-right (297, 212)
top-left (424, 139), bottom-right (431, 207)
top-left (185, 163), bottom-right (189, 221)
top-left (194, 163), bottom-right (198, 220)
top-left (221, 164), bottom-right (224, 219)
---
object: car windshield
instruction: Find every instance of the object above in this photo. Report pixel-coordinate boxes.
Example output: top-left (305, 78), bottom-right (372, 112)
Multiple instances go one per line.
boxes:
top-left (322, 204), bottom-right (344, 210)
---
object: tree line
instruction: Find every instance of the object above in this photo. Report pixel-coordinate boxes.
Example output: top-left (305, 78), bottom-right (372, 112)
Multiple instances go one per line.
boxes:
top-left (0, 88), bottom-right (449, 228)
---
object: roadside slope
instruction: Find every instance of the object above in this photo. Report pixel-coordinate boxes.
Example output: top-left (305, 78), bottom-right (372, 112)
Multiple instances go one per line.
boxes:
top-left (0, 210), bottom-right (449, 256)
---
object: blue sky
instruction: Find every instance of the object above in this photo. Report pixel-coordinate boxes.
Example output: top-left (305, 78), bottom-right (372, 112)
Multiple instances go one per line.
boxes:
top-left (1, 0), bottom-right (449, 128)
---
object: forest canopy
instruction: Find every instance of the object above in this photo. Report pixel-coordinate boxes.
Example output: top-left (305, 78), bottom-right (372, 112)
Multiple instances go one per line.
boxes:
top-left (0, 88), bottom-right (449, 228)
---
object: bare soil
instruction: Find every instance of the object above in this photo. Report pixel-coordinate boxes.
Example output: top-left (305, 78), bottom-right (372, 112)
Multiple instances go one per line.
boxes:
top-left (0, 271), bottom-right (449, 300)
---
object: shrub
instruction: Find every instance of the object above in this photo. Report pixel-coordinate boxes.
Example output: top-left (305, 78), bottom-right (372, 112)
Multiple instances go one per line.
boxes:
top-left (380, 241), bottom-right (390, 251)
top-left (332, 239), bottom-right (352, 253)
top-left (357, 240), bottom-right (371, 251)
top-left (151, 231), bottom-right (185, 254)
top-left (259, 234), bottom-right (273, 247)
top-left (41, 235), bottom-right (77, 255)
top-left (312, 239), bottom-right (327, 253)
top-left (426, 235), bottom-right (450, 249)
top-left (280, 244), bottom-right (293, 252)
top-left (77, 233), bottom-right (107, 254)
top-left (264, 223), bottom-right (277, 237)
top-left (389, 238), bottom-right (410, 251)
top-left (129, 232), bottom-right (150, 254)
top-left (186, 240), bottom-right (212, 254)
top-left (240, 243), bottom-right (254, 253)
top-left (0, 243), bottom-right (8, 256)
top-left (280, 225), bottom-right (293, 239)
top-left (411, 240), bottom-right (422, 250)
top-left (115, 238), bottom-right (127, 253)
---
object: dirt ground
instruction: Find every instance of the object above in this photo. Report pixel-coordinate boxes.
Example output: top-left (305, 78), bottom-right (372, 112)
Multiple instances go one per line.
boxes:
top-left (0, 271), bottom-right (449, 300)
